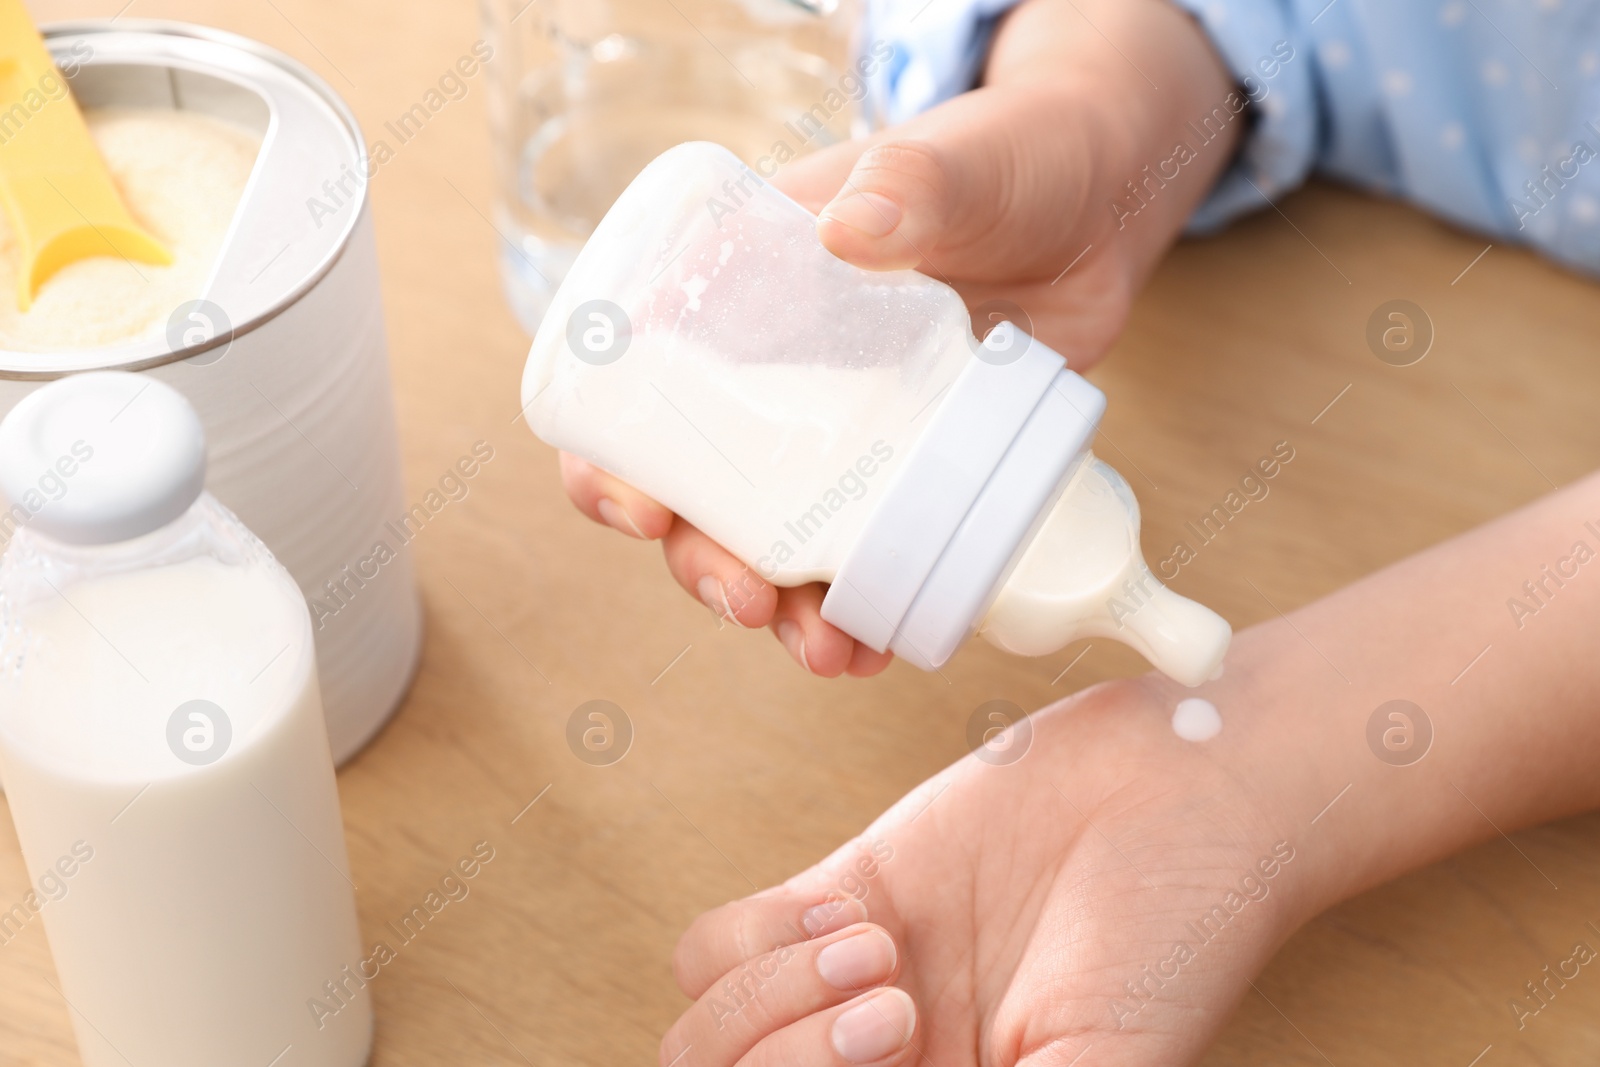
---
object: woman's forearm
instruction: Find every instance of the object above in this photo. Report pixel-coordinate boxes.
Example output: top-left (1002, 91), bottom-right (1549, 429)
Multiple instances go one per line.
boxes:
top-left (1142, 470), bottom-right (1600, 916)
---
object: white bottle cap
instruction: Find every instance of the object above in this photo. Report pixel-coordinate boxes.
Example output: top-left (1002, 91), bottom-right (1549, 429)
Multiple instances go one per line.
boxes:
top-left (0, 372), bottom-right (207, 546)
top-left (820, 330), bottom-right (1105, 670)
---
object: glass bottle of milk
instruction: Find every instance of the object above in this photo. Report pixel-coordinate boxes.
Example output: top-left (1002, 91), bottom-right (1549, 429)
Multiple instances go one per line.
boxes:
top-left (0, 373), bottom-right (370, 1067)
top-left (523, 141), bottom-right (1232, 684)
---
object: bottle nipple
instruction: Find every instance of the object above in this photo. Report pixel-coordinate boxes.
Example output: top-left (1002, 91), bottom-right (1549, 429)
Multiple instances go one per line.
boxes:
top-left (980, 455), bottom-right (1230, 686)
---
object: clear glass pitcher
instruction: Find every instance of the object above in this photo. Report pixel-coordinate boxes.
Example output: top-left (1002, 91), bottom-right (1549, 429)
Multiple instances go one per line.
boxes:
top-left (481, 0), bottom-right (865, 331)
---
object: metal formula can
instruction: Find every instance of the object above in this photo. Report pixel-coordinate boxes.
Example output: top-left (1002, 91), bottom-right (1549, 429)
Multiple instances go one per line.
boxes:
top-left (0, 21), bottom-right (420, 764)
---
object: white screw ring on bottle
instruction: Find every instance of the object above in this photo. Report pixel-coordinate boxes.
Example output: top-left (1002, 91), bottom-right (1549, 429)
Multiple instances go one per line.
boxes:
top-left (820, 329), bottom-right (1106, 670)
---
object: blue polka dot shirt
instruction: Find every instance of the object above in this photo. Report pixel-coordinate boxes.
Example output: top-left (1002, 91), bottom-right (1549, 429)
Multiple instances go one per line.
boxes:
top-left (865, 0), bottom-right (1600, 274)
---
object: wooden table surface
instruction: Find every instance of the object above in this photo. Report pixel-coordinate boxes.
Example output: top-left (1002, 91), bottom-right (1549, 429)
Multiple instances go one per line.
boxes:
top-left (6, 1), bottom-right (1600, 1064)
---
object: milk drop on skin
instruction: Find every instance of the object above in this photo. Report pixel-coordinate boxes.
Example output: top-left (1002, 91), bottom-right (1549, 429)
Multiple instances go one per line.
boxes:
top-left (523, 141), bottom-right (1232, 684)
top-left (1172, 698), bottom-right (1223, 742)
top-left (0, 375), bottom-right (370, 1067)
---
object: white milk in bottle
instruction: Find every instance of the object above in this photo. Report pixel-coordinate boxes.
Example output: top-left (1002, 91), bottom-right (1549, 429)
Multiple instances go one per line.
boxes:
top-left (0, 373), bottom-right (369, 1066)
top-left (522, 142), bottom-right (1230, 684)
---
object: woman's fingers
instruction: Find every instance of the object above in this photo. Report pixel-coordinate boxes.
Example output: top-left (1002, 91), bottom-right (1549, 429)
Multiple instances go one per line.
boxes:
top-left (562, 458), bottom-right (782, 630)
top-left (661, 518), bottom-right (780, 629)
top-left (845, 641), bottom-right (894, 679)
top-left (675, 841), bottom-right (895, 999)
top-left (808, 84), bottom-right (1096, 279)
top-left (657, 527), bottom-right (888, 674)
top-left (673, 888), bottom-right (869, 1000)
top-left (739, 988), bottom-right (919, 1067)
top-left (659, 924), bottom-right (901, 1067)
top-left (562, 455), bottom-right (895, 673)
top-left (769, 135), bottom-right (870, 215)
top-left (558, 452), bottom-right (674, 540)
top-left (769, 582), bottom-right (860, 678)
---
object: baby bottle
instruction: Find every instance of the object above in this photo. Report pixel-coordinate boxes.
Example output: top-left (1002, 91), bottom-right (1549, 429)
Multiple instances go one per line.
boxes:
top-left (522, 141), bottom-right (1230, 685)
top-left (0, 373), bottom-right (370, 1067)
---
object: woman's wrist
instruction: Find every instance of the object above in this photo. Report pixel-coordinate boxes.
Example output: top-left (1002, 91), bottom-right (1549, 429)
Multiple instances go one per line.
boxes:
top-left (1137, 470), bottom-right (1600, 922)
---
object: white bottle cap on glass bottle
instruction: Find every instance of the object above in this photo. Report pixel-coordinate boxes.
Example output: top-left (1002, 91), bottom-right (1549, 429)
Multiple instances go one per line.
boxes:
top-left (0, 371), bottom-right (206, 546)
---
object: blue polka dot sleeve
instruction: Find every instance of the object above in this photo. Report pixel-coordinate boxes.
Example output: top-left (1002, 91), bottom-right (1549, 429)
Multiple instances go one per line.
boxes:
top-left (1161, 0), bottom-right (1318, 233)
top-left (867, 0), bottom-right (1600, 275)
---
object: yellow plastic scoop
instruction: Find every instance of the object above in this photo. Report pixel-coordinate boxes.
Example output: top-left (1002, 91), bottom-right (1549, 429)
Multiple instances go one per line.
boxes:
top-left (0, 0), bottom-right (170, 310)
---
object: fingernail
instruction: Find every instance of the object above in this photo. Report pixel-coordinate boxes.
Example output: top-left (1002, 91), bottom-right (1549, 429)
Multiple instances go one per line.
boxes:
top-left (596, 498), bottom-right (646, 539)
top-left (697, 576), bottom-right (730, 619)
top-left (817, 929), bottom-right (897, 991)
top-left (723, 569), bottom-right (764, 628)
top-left (820, 191), bottom-right (902, 238)
top-left (777, 620), bottom-right (811, 672)
top-left (802, 895), bottom-right (869, 937)
top-left (831, 989), bottom-right (915, 1063)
